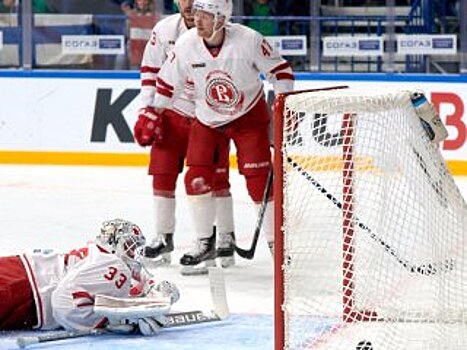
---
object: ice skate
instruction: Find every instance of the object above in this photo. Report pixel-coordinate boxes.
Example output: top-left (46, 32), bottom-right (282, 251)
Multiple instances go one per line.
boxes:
top-left (180, 234), bottom-right (216, 276)
top-left (143, 233), bottom-right (174, 266)
top-left (216, 231), bottom-right (235, 268)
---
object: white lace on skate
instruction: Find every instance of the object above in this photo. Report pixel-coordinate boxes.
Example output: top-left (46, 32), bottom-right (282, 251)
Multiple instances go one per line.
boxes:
top-left (216, 232), bottom-right (235, 268)
top-left (144, 235), bottom-right (172, 267)
top-left (217, 232), bottom-right (234, 249)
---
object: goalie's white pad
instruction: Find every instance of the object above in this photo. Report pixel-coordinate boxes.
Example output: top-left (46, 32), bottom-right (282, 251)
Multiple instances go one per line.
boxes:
top-left (94, 294), bottom-right (171, 321)
top-left (410, 91), bottom-right (448, 144)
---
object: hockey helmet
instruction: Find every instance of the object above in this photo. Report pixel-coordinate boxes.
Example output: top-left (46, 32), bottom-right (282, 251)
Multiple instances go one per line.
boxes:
top-left (192, 0), bottom-right (232, 23)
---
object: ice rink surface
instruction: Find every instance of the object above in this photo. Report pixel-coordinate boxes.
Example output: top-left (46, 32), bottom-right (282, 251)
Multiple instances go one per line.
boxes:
top-left (0, 164), bottom-right (466, 350)
top-left (0, 165), bottom-right (275, 350)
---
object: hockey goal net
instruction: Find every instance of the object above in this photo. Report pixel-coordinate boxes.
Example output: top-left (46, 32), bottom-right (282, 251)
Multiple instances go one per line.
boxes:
top-left (273, 87), bottom-right (467, 350)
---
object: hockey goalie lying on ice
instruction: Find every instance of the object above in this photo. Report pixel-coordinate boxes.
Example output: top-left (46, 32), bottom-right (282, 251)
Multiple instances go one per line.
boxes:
top-left (0, 219), bottom-right (179, 336)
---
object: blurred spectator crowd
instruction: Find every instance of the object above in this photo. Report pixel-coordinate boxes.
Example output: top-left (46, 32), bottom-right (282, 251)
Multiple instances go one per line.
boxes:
top-left (0, 0), bottom-right (313, 37)
top-left (0, 0), bottom-right (155, 14)
top-left (0, 0), bottom-right (309, 21)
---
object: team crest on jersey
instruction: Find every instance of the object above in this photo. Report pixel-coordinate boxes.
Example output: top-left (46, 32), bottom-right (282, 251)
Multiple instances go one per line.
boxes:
top-left (205, 71), bottom-right (244, 115)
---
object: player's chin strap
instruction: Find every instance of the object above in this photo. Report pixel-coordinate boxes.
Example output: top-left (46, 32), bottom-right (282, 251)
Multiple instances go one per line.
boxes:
top-left (207, 16), bottom-right (226, 42)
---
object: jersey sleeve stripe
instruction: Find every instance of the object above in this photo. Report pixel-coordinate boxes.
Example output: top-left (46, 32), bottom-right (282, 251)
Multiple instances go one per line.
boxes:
top-left (157, 77), bottom-right (174, 91)
top-left (141, 66), bottom-right (160, 74)
top-left (156, 86), bottom-right (174, 98)
top-left (142, 79), bottom-right (157, 87)
top-left (276, 72), bottom-right (295, 81)
top-left (72, 291), bottom-right (95, 308)
top-left (72, 291), bottom-right (94, 300)
top-left (270, 62), bottom-right (292, 75)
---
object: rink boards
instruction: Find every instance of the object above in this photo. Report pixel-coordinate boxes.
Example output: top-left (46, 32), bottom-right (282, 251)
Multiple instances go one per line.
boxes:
top-left (0, 71), bottom-right (466, 175)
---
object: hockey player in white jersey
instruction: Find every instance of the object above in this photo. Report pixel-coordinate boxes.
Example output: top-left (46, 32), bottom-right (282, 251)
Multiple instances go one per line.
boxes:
top-left (0, 219), bottom-right (179, 335)
top-left (147, 0), bottom-right (294, 274)
top-left (135, 0), bottom-right (236, 270)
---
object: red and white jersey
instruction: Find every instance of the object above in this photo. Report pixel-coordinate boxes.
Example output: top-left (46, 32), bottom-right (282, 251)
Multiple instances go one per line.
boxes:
top-left (21, 243), bottom-right (131, 331)
top-left (153, 23), bottom-right (294, 128)
top-left (140, 13), bottom-right (195, 118)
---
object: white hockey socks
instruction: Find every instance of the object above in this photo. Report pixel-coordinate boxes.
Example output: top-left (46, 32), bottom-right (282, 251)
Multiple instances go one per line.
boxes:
top-left (153, 196), bottom-right (176, 236)
top-left (214, 196), bottom-right (234, 235)
top-left (188, 193), bottom-right (216, 239)
top-left (256, 200), bottom-right (274, 244)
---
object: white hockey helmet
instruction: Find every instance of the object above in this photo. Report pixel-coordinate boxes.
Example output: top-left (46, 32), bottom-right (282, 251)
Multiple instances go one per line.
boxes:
top-left (193, 0), bottom-right (233, 23)
top-left (97, 219), bottom-right (146, 267)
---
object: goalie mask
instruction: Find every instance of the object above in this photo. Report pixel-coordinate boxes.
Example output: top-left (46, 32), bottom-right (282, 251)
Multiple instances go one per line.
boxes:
top-left (193, 0), bottom-right (232, 24)
top-left (97, 219), bottom-right (146, 269)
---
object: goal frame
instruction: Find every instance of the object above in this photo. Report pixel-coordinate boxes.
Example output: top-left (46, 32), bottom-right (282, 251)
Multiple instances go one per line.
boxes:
top-left (273, 86), bottom-right (466, 350)
top-left (273, 86), bottom-right (389, 349)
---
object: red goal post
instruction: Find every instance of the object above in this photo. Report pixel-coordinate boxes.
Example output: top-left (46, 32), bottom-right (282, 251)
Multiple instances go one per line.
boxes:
top-left (273, 86), bottom-right (349, 350)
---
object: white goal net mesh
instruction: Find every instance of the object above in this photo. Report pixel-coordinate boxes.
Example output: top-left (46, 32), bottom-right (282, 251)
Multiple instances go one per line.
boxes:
top-left (278, 89), bottom-right (467, 350)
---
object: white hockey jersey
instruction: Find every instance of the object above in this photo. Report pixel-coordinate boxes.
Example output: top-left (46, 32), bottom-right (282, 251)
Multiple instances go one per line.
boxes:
top-left (152, 23), bottom-right (294, 128)
top-left (140, 13), bottom-right (195, 118)
top-left (21, 243), bottom-right (131, 330)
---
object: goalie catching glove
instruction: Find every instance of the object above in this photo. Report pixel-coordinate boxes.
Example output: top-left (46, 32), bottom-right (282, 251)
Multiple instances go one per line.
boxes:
top-left (133, 107), bottom-right (164, 147)
top-left (130, 279), bottom-right (180, 305)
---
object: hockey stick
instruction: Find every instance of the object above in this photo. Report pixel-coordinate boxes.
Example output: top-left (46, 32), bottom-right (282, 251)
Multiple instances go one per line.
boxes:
top-left (287, 156), bottom-right (455, 276)
top-left (15, 308), bottom-right (223, 349)
top-left (233, 167), bottom-right (274, 259)
top-left (16, 269), bottom-right (229, 349)
top-left (162, 267), bottom-right (229, 327)
top-left (411, 146), bottom-right (449, 208)
top-left (16, 329), bottom-right (104, 348)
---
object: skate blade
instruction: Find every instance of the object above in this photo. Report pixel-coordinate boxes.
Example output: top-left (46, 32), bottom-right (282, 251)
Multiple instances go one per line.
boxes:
top-left (218, 256), bottom-right (235, 268)
top-left (180, 259), bottom-right (216, 276)
top-left (143, 254), bottom-right (171, 268)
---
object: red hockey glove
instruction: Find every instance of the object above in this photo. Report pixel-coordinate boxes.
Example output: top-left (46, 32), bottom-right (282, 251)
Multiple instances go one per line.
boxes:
top-left (133, 107), bottom-right (164, 147)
